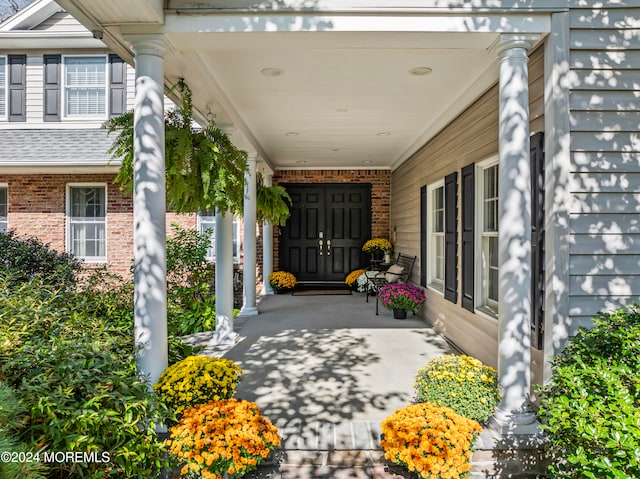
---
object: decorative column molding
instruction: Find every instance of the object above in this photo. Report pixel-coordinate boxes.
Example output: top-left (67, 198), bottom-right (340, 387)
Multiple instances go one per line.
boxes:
top-left (490, 33), bottom-right (540, 433)
top-left (128, 34), bottom-right (168, 392)
top-left (210, 210), bottom-right (237, 345)
top-left (241, 153), bottom-right (259, 315)
top-left (262, 172), bottom-right (275, 295)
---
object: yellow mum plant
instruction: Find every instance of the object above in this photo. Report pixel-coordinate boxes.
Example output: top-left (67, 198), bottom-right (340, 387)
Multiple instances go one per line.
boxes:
top-left (381, 403), bottom-right (481, 479)
top-left (168, 399), bottom-right (281, 479)
top-left (154, 356), bottom-right (243, 416)
top-left (414, 354), bottom-right (499, 423)
top-left (268, 271), bottom-right (296, 291)
top-left (345, 269), bottom-right (366, 287)
top-left (362, 238), bottom-right (392, 255)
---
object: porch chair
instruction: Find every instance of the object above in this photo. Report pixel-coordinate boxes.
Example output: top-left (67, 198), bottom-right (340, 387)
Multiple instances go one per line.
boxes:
top-left (365, 253), bottom-right (417, 315)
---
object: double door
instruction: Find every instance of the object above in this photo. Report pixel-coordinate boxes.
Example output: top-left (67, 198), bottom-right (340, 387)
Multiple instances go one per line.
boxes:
top-left (279, 184), bottom-right (371, 282)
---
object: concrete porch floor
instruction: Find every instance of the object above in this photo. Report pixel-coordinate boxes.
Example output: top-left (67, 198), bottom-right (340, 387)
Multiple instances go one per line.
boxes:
top-left (186, 291), bottom-right (454, 478)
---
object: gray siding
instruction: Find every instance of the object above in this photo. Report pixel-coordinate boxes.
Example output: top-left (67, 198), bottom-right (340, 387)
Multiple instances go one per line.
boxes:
top-left (33, 11), bottom-right (87, 32)
top-left (390, 46), bottom-right (544, 369)
top-left (568, 4), bottom-right (640, 328)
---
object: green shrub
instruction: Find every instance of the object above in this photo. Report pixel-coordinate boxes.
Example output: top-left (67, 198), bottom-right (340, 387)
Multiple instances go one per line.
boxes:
top-left (166, 224), bottom-right (217, 335)
top-left (0, 381), bottom-right (48, 479)
top-left (537, 304), bottom-right (640, 479)
top-left (414, 354), bottom-right (500, 423)
top-left (0, 231), bottom-right (80, 289)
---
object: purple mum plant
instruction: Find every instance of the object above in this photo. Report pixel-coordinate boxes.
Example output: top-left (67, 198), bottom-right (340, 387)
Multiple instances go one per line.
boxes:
top-left (377, 283), bottom-right (426, 312)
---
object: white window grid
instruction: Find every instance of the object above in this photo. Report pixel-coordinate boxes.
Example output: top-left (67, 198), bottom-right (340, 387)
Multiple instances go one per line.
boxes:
top-left (476, 158), bottom-right (499, 316)
top-left (197, 213), bottom-right (240, 263)
top-left (426, 181), bottom-right (445, 293)
top-left (0, 56), bottom-right (7, 120)
top-left (62, 55), bottom-right (108, 120)
top-left (0, 184), bottom-right (7, 233)
top-left (66, 184), bottom-right (107, 262)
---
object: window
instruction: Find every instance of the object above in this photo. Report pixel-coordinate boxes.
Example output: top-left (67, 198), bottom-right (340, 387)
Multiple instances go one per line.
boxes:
top-left (0, 185), bottom-right (7, 233)
top-left (67, 185), bottom-right (107, 261)
top-left (427, 181), bottom-right (445, 292)
top-left (198, 213), bottom-right (240, 263)
top-left (0, 56), bottom-right (6, 119)
top-left (477, 160), bottom-right (499, 315)
top-left (63, 56), bottom-right (107, 119)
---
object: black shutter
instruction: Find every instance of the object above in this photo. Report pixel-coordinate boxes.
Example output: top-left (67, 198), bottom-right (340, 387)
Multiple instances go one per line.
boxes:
top-left (420, 185), bottom-right (427, 287)
top-left (109, 54), bottom-right (127, 117)
top-left (43, 54), bottom-right (61, 122)
top-left (8, 55), bottom-right (26, 122)
top-left (444, 172), bottom-right (458, 303)
top-left (531, 132), bottom-right (545, 349)
top-left (461, 164), bottom-right (475, 312)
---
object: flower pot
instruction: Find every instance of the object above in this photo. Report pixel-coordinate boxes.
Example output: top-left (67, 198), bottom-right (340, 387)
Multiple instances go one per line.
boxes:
top-left (393, 309), bottom-right (407, 319)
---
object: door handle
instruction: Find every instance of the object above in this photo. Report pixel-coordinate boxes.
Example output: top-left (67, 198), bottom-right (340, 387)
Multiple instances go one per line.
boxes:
top-left (319, 239), bottom-right (323, 256)
top-left (327, 240), bottom-right (331, 256)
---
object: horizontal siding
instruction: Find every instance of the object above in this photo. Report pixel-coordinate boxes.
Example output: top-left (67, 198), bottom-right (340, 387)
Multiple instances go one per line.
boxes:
top-left (25, 54), bottom-right (44, 123)
top-left (390, 46), bottom-right (542, 368)
top-left (33, 12), bottom-right (87, 32)
top-left (568, 5), bottom-right (640, 324)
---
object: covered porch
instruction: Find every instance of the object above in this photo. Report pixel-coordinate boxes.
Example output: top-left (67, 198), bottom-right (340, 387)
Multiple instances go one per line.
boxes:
top-left (56, 0), bottom-right (567, 434)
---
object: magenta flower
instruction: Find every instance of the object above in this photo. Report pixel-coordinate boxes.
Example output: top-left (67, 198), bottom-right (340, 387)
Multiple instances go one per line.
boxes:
top-left (377, 283), bottom-right (426, 312)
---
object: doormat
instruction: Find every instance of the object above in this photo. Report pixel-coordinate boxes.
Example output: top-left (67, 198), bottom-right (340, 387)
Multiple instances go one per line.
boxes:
top-left (291, 289), bottom-right (352, 296)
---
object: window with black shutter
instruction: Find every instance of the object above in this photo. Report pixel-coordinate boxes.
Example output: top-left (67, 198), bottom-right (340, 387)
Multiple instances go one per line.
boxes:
top-left (444, 172), bottom-right (458, 303)
top-left (530, 131), bottom-right (545, 349)
top-left (461, 164), bottom-right (475, 312)
top-left (43, 54), bottom-right (61, 122)
top-left (420, 185), bottom-right (427, 287)
top-left (8, 54), bottom-right (26, 122)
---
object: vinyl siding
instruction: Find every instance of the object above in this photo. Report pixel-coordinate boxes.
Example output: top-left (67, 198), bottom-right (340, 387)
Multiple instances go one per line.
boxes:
top-left (567, 4), bottom-right (640, 328)
top-left (33, 12), bottom-right (88, 32)
top-left (390, 46), bottom-right (544, 369)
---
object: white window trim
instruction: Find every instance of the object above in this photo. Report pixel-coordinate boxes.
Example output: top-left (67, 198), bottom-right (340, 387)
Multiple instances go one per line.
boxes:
top-left (0, 56), bottom-right (7, 121)
top-left (0, 183), bottom-right (8, 233)
top-left (475, 156), bottom-right (499, 319)
top-left (66, 183), bottom-right (108, 263)
top-left (426, 180), bottom-right (445, 294)
top-left (61, 54), bottom-right (109, 121)
top-left (197, 213), bottom-right (241, 264)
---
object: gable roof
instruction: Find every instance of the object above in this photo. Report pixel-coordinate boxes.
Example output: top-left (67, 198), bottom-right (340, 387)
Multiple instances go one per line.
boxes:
top-left (0, 0), bottom-right (52, 30)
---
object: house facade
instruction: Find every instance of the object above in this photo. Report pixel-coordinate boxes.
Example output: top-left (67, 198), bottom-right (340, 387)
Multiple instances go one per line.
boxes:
top-left (2, 0), bottom-right (639, 433)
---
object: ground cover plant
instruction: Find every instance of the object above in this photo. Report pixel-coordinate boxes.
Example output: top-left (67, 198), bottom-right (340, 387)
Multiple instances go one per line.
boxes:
top-left (537, 304), bottom-right (640, 478)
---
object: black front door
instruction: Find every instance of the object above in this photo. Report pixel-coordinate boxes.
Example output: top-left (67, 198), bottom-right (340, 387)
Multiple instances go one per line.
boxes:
top-left (279, 184), bottom-right (371, 282)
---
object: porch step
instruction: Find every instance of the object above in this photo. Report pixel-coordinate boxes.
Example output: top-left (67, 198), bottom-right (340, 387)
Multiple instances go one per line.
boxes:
top-left (275, 420), bottom-right (383, 452)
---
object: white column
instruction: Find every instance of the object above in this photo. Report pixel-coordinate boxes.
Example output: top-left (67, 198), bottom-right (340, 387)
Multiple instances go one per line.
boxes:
top-left (491, 34), bottom-right (540, 432)
top-left (240, 154), bottom-right (259, 315)
top-left (129, 34), bottom-right (168, 389)
top-left (211, 210), bottom-right (236, 344)
top-left (262, 172), bottom-right (275, 295)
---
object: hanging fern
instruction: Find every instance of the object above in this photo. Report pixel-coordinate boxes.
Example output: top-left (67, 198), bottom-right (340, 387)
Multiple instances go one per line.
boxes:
top-left (108, 79), bottom-right (292, 220)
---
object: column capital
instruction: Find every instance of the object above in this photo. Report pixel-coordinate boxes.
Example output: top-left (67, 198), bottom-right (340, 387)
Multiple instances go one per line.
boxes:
top-left (488, 34), bottom-right (541, 56)
top-left (125, 33), bottom-right (167, 58)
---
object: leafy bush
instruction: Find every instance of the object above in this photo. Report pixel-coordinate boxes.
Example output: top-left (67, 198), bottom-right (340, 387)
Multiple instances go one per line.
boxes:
top-left (537, 304), bottom-right (640, 478)
top-left (154, 355), bottom-right (243, 416)
top-left (380, 402), bottom-right (481, 479)
top-left (414, 354), bottom-right (499, 423)
top-left (166, 224), bottom-right (217, 335)
top-left (0, 231), bottom-right (80, 288)
top-left (0, 381), bottom-right (48, 479)
top-left (168, 399), bottom-right (281, 479)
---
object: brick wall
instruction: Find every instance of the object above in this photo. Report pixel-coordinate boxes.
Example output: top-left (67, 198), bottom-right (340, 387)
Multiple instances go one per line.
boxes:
top-left (272, 169), bottom-right (391, 271)
top-left (1, 173), bottom-right (194, 278)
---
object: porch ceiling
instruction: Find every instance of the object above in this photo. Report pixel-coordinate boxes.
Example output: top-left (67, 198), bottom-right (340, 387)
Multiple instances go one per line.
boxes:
top-left (56, 2), bottom-right (551, 171)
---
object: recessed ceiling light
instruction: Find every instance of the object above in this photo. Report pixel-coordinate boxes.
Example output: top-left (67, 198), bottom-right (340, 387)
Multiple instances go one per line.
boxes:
top-left (296, 160), bottom-right (307, 164)
top-left (409, 67), bottom-right (433, 76)
top-left (261, 67), bottom-right (284, 77)
top-left (363, 160), bottom-right (372, 164)
top-left (376, 132), bottom-right (391, 137)
top-left (285, 131), bottom-right (299, 136)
